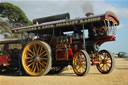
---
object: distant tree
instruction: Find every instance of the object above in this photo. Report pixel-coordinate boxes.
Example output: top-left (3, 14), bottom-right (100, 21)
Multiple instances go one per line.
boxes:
top-left (0, 2), bottom-right (32, 26)
top-left (0, 18), bottom-right (22, 39)
top-left (0, 18), bottom-right (12, 38)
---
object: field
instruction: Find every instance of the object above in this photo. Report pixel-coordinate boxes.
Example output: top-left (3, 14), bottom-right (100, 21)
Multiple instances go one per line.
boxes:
top-left (0, 58), bottom-right (128, 85)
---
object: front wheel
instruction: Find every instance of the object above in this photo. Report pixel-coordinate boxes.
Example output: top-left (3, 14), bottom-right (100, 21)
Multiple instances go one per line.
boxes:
top-left (96, 50), bottom-right (115, 74)
top-left (72, 50), bottom-right (90, 76)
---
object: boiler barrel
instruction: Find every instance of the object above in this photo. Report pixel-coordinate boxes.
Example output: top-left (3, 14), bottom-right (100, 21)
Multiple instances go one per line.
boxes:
top-left (33, 13), bottom-right (70, 24)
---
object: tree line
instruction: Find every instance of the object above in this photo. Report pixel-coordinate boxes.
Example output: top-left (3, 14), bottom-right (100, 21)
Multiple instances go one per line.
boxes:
top-left (0, 2), bottom-right (32, 38)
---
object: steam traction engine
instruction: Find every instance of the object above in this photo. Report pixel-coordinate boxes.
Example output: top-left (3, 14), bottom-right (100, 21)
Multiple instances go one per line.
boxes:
top-left (0, 11), bottom-right (119, 76)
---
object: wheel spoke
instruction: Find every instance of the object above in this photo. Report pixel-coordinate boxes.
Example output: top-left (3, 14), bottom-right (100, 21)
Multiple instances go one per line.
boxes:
top-left (38, 51), bottom-right (46, 57)
top-left (100, 64), bottom-right (104, 69)
top-left (77, 65), bottom-right (83, 73)
top-left (104, 65), bottom-right (106, 71)
top-left (33, 47), bottom-right (36, 56)
top-left (34, 44), bottom-right (38, 54)
top-left (105, 64), bottom-right (107, 71)
top-left (39, 47), bottom-right (43, 54)
top-left (27, 48), bottom-right (34, 55)
top-left (107, 62), bottom-right (111, 64)
top-left (81, 67), bottom-right (85, 72)
top-left (27, 52), bottom-right (33, 57)
top-left (40, 57), bottom-right (48, 61)
top-left (38, 63), bottom-right (42, 71)
top-left (106, 64), bottom-right (110, 69)
top-left (81, 67), bottom-right (84, 73)
top-left (37, 46), bottom-right (41, 56)
top-left (42, 53), bottom-right (48, 57)
top-left (36, 62), bottom-right (40, 72)
top-left (105, 65), bottom-right (108, 71)
top-left (25, 56), bottom-right (32, 59)
top-left (39, 61), bottom-right (46, 68)
top-left (27, 62), bottom-right (34, 67)
top-left (43, 62), bottom-right (47, 65)
top-left (27, 59), bottom-right (33, 63)
top-left (32, 62), bottom-right (35, 71)
top-left (33, 64), bottom-right (37, 72)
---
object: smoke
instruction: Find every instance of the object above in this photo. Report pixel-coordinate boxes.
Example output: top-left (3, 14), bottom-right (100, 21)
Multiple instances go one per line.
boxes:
top-left (67, 0), bottom-right (94, 15)
top-left (81, 0), bottom-right (94, 14)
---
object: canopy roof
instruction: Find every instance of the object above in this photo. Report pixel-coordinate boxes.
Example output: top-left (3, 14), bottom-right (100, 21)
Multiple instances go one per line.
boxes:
top-left (12, 11), bottom-right (119, 33)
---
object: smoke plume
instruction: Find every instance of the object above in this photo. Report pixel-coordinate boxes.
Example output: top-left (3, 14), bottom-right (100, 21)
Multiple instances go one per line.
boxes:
top-left (81, 0), bottom-right (94, 14)
top-left (67, 0), bottom-right (94, 15)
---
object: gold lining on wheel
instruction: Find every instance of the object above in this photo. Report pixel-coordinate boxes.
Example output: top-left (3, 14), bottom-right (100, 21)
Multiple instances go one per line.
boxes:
top-left (73, 52), bottom-right (87, 75)
top-left (22, 41), bottom-right (49, 76)
top-left (97, 51), bottom-right (112, 73)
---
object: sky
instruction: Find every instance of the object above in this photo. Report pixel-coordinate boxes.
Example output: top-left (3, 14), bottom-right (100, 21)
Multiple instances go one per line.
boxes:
top-left (0, 0), bottom-right (128, 53)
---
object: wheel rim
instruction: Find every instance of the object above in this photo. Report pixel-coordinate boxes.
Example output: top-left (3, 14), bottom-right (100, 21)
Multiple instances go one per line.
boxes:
top-left (97, 50), bottom-right (112, 73)
top-left (22, 41), bottom-right (49, 76)
top-left (73, 51), bottom-right (87, 75)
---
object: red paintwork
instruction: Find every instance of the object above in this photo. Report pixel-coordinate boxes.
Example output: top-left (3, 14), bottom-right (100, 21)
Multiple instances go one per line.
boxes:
top-left (67, 48), bottom-right (73, 60)
top-left (0, 55), bottom-right (10, 65)
top-left (98, 35), bottom-right (116, 46)
top-left (56, 48), bottom-right (73, 60)
top-left (56, 49), bottom-right (67, 60)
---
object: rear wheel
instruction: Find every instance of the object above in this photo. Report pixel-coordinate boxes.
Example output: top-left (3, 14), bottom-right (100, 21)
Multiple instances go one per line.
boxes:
top-left (22, 41), bottom-right (52, 76)
top-left (96, 50), bottom-right (115, 74)
top-left (72, 50), bottom-right (90, 76)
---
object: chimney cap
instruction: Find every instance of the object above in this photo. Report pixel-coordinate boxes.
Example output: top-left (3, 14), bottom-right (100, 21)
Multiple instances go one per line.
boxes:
top-left (86, 12), bottom-right (94, 17)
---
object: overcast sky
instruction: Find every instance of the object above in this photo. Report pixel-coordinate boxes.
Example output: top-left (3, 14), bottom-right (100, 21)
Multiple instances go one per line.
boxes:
top-left (0, 0), bottom-right (128, 53)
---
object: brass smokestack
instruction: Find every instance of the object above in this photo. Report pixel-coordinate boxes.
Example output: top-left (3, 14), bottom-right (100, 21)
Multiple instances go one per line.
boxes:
top-left (86, 12), bottom-right (94, 17)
